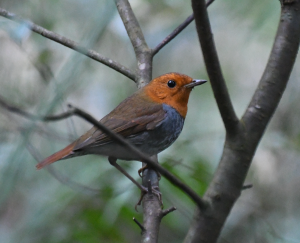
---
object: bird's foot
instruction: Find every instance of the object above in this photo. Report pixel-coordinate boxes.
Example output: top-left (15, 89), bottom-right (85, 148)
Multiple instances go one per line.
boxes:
top-left (108, 157), bottom-right (163, 210)
top-left (138, 164), bottom-right (161, 180)
top-left (135, 185), bottom-right (163, 211)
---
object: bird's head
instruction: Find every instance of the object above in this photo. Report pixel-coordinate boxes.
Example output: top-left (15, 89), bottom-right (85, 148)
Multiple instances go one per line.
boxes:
top-left (144, 72), bottom-right (206, 118)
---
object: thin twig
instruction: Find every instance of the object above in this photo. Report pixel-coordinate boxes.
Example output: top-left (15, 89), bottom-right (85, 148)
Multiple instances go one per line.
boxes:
top-left (0, 94), bottom-right (76, 121)
top-left (152, 0), bottom-right (215, 56)
top-left (162, 206), bottom-right (177, 217)
top-left (0, 8), bottom-right (136, 81)
top-left (133, 217), bottom-right (145, 232)
top-left (241, 184), bottom-right (253, 190)
top-left (192, 0), bottom-right (239, 135)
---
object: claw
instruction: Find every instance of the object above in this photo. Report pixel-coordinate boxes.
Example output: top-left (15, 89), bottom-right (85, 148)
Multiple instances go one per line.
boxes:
top-left (135, 187), bottom-right (147, 211)
top-left (134, 185), bottom-right (163, 211)
top-left (138, 165), bottom-right (148, 178)
top-left (138, 164), bottom-right (161, 180)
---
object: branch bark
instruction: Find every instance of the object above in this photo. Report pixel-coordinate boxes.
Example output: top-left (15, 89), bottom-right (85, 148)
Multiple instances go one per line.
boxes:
top-left (192, 0), bottom-right (239, 136)
top-left (114, 1), bottom-right (161, 242)
top-left (185, 1), bottom-right (300, 242)
top-left (0, 8), bottom-right (136, 81)
top-left (115, 0), bottom-right (152, 88)
top-left (0, 94), bottom-right (207, 238)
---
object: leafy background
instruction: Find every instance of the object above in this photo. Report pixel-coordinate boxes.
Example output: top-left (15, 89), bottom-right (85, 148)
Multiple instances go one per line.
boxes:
top-left (0, 0), bottom-right (299, 242)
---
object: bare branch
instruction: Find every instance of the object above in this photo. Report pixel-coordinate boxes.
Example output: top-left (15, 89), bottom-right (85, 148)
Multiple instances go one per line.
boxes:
top-left (0, 94), bottom-right (75, 121)
top-left (114, 2), bottom-right (162, 241)
top-left (0, 7), bottom-right (136, 81)
top-left (152, 0), bottom-right (215, 56)
top-left (71, 105), bottom-right (207, 210)
top-left (192, 0), bottom-right (239, 136)
top-left (152, 14), bottom-right (194, 56)
top-left (241, 184), bottom-right (253, 190)
top-left (133, 217), bottom-right (145, 232)
top-left (0, 96), bottom-right (206, 209)
top-left (162, 206), bottom-right (177, 217)
top-left (114, 0), bottom-right (152, 87)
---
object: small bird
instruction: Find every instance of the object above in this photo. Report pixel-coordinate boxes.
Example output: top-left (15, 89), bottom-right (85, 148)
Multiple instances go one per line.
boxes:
top-left (36, 73), bottom-right (206, 174)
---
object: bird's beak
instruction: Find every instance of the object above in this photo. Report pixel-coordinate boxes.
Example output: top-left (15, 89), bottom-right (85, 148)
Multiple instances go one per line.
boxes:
top-left (184, 79), bottom-right (207, 89)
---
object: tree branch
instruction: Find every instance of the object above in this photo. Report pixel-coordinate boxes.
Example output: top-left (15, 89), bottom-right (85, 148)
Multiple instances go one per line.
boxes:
top-left (152, 0), bottom-right (215, 56)
top-left (114, 0), bottom-right (152, 87)
top-left (114, 2), bottom-right (163, 242)
top-left (0, 94), bottom-right (75, 121)
top-left (71, 105), bottom-right (207, 210)
top-left (133, 217), bottom-right (145, 232)
top-left (0, 7), bottom-right (136, 81)
top-left (192, 0), bottom-right (239, 136)
top-left (185, 1), bottom-right (300, 242)
top-left (0, 98), bottom-right (207, 209)
top-left (162, 206), bottom-right (177, 217)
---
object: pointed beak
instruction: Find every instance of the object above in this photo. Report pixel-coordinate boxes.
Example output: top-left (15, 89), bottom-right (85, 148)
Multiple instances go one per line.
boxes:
top-left (184, 79), bottom-right (207, 89)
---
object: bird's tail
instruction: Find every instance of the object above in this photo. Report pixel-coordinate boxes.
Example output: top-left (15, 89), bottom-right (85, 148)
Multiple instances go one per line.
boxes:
top-left (36, 142), bottom-right (76, 170)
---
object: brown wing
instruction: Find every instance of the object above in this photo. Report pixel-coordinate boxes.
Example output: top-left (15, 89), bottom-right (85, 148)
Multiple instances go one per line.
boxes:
top-left (73, 92), bottom-right (166, 150)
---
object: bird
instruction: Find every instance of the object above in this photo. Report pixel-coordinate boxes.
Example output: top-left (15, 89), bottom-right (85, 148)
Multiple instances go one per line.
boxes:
top-left (36, 72), bottom-right (206, 184)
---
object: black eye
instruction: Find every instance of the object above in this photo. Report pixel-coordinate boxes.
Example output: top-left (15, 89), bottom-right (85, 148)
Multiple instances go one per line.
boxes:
top-left (167, 80), bottom-right (176, 88)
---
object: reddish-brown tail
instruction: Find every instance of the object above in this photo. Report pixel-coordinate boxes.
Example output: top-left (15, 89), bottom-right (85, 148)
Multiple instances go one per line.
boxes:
top-left (36, 142), bottom-right (76, 170)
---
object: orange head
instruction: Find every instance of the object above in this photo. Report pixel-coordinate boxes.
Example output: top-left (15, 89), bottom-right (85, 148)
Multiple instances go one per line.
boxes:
top-left (143, 73), bottom-right (206, 117)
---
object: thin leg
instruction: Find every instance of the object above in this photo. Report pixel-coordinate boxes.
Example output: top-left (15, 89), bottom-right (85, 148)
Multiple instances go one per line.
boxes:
top-left (138, 164), bottom-right (161, 180)
top-left (108, 157), bottom-right (162, 210)
top-left (108, 157), bottom-right (146, 192)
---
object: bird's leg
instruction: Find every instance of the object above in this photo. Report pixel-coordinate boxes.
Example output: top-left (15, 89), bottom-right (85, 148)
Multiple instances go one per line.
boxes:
top-left (108, 157), bottom-right (146, 192)
top-left (138, 163), bottom-right (161, 181)
top-left (140, 157), bottom-right (163, 207)
top-left (108, 157), bottom-right (162, 209)
top-left (135, 180), bottom-right (162, 210)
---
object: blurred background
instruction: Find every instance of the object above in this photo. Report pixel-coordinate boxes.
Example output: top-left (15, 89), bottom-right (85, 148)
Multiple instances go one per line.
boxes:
top-left (0, 0), bottom-right (299, 242)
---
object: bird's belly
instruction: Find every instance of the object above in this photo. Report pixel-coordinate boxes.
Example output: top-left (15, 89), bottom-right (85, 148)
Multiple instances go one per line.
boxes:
top-left (90, 104), bottom-right (185, 160)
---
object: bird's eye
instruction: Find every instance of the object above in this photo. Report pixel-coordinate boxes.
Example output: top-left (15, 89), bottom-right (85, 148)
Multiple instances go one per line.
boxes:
top-left (167, 80), bottom-right (176, 88)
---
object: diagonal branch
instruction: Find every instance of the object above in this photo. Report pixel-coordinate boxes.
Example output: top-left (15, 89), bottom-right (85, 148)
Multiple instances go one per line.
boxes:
top-left (114, 0), bottom-right (152, 87)
top-left (152, 14), bottom-right (195, 56)
top-left (192, 0), bottom-right (239, 136)
top-left (152, 0), bottom-right (215, 56)
top-left (0, 94), bottom-right (75, 121)
top-left (0, 8), bottom-right (136, 81)
top-left (0, 97), bottom-right (207, 209)
top-left (71, 105), bottom-right (207, 210)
